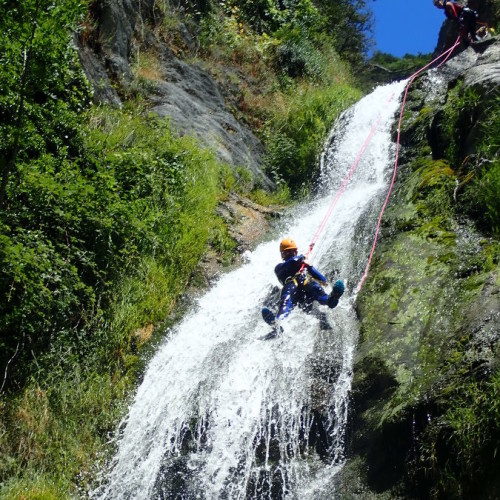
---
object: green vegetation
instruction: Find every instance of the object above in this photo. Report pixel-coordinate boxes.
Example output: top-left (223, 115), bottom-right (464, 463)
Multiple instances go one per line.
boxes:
top-left (359, 51), bottom-right (433, 90)
top-left (464, 96), bottom-right (500, 235)
top-left (263, 82), bottom-right (360, 191)
top-left (370, 51), bottom-right (432, 73)
top-left (0, 0), bottom-right (371, 496)
top-left (353, 67), bottom-right (500, 497)
top-left (183, 0), bottom-right (366, 193)
top-left (439, 85), bottom-right (500, 236)
top-left (410, 84), bottom-right (500, 498)
top-left (0, 103), bottom-right (224, 498)
top-left (444, 369), bottom-right (500, 487)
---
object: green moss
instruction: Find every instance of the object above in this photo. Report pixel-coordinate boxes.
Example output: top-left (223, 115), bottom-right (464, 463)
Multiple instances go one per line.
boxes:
top-left (358, 233), bottom-right (454, 386)
top-left (352, 52), bottom-right (500, 496)
top-left (461, 272), bottom-right (488, 292)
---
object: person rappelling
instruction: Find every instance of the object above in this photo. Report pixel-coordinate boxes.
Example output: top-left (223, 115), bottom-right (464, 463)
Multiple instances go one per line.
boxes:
top-left (261, 238), bottom-right (345, 333)
top-left (433, 0), bottom-right (479, 46)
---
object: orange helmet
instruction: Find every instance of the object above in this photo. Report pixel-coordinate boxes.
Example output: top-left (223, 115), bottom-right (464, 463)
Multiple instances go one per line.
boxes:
top-left (280, 238), bottom-right (298, 253)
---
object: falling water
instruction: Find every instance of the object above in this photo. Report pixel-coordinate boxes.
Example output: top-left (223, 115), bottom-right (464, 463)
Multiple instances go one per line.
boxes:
top-left (94, 80), bottom-right (407, 499)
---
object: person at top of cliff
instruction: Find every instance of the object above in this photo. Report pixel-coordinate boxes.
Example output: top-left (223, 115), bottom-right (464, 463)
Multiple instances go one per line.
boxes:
top-left (261, 238), bottom-right (345, 328)
top-left (433, 0), bottom-right (479, 46)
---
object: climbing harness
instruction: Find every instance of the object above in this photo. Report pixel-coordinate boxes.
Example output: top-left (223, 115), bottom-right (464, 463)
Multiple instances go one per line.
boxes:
top-left (298, 38), bottom-right (464, 292)
top-left (285, 272), bottom-right (310, 288)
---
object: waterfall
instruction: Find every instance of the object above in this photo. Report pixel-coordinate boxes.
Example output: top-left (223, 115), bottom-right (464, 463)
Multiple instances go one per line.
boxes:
top-left (94, 81), bottom-right (406, 500)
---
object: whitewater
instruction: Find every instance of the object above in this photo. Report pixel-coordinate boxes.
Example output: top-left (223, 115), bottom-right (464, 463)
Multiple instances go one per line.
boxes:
top-left (94, 80), bottom-right (406, 499)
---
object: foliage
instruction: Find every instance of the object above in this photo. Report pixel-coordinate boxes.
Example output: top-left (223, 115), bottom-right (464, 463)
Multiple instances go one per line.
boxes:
top-left (1, 0), bottom-right (91, 381)
top-left (370, 51), bottom-right (432, 73)
top-left (0, 0), bottom-right (371, 495)
top-left (275, 37), bottom-right (324, 79)
top-left (0, 0), bottom-right (90, 205)
top-left (441, 86), bottom-right (500, 235)
top-left (476, 158), bottom-right (500, 234)
top-left (0, 370), bottom-right (131, 499)
top-left (0, 100), bottom-right (223, 493)
top-left (250, 184), bottom-right (291, 206)
top-left (315, 0), bottom-right (373, 66)
top-left (0, 2), bottom-right (224, 491)
top-left (412, 349), bottom-right (500, 498)
top-left (445, 370), bottom-right (500, 480)
top-left (358, 51), bottom-right (433, 90)
top-left (1, 102), bottom-right (220, 383)
top-left (470, 97), bottom-right (500, 235)
top-left (194, 0), bottom-right (368, 195)
top-left (263, 83), bottom-right (361, 192)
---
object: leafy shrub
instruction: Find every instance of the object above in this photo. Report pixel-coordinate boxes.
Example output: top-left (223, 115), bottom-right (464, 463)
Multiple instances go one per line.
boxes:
top-left (1, 101), bottom-right (221, 385)
top-left (446, 370), bottom-right (500, 473)
top-left (370, 51), bottom-right (432, 73)
top-left (474, 97), bottom-right (500, 235)
top-left (275, 39), bottom-right (323, 79)
top-left (438, 87), bottom-right (499, 236)
top-left (263, 131), bottom-right (297, 185)
top-left (0, 104), bottom-right (222, 497)
top-left (263, 84), bottom-right (360, 193)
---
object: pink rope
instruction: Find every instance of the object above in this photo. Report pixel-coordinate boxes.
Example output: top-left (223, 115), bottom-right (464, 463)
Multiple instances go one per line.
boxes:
top-left (437, 36), bottom-right (461, 68)
top-left (355, 38), bottom-right (461, 292)
top-left (302, 89), bottom-right (397, 265)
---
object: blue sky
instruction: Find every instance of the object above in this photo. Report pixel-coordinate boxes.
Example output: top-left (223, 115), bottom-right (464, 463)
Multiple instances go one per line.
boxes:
top-left (369, 0), bottom-right (445, 56)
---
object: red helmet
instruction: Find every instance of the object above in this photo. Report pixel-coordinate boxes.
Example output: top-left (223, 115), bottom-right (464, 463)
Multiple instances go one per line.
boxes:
top-left (280, 238), bottom-right (298, 253)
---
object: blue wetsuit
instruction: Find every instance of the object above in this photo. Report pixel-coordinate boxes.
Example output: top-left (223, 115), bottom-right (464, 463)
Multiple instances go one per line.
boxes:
top-left (274, 254), bottom-right (336, 319)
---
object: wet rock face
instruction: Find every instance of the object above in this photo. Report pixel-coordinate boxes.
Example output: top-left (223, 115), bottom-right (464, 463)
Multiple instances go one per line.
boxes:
top-left (458, 273), bottom-right (500, 373)
top-left (343, 40), bottom-right (500, 498)
top-left (77, 0), bottom-right (273, 188)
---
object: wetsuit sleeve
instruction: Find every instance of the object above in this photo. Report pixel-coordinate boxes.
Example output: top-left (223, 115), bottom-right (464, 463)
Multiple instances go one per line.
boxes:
top-left (306, 264), bottom-right (327, 283)
top-left (274, 263), bottom-right (286, 284)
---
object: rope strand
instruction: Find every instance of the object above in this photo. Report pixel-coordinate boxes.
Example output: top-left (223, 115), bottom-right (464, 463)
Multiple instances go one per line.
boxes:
top-left (355, 37), bottom-right (461, 292)
top-left (296, 39), bottom-right (461, 287)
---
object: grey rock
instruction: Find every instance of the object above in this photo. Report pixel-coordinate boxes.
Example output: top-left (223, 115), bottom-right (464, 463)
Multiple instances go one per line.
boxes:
top-left (76, 37), bottom-right (122, 106)
top-left (460, 273), bottom-right (500, 371)
top-left (463, 38), bottom-right (500, 90)
top-left (150, 59), bottom-right (272, 188)
top-left (77, 0), bottom-right (273, 187)
top-left (96, 0), bottom-right (139, 82)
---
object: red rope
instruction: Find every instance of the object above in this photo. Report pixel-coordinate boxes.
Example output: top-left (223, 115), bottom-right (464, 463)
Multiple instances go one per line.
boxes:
top-left (301, 89), bottom-right (397, 266)
top-left (355, 37), bottom-right (461, 293)
top-left (437, 36), bottom-right (461, 68)
top-left (299, 39), bottom-right (460, 285)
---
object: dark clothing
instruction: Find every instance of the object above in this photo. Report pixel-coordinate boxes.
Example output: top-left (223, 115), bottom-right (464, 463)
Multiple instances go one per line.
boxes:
top-left (443, 1), bottom-right (462, 21)
top-left (274, 254), bottom-right (334, 319)
top-left (458, 7), bottom-right (478, 44)
top-left (443, 2), bottom-right (478, 45)
top-left (274, 254), bottom-right (326, 285)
